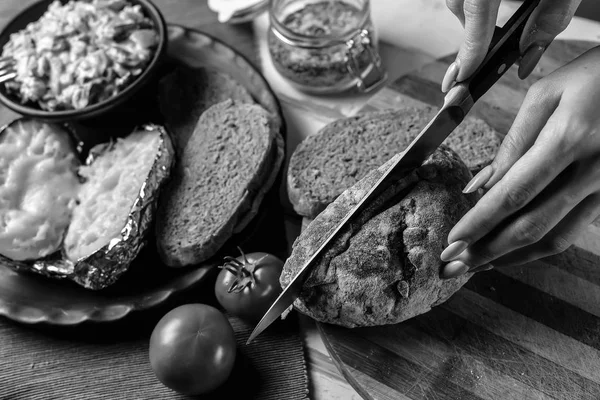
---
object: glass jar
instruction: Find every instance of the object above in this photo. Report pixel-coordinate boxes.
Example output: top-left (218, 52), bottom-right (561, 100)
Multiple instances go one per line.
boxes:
top-left (267, 0), bottom-right (387, 94)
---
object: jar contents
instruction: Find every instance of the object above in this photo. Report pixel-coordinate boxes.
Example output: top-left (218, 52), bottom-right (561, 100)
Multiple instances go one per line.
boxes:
top-left (268, 0), bottom-right (383, 93)
top-left (283, 1), bottom-right (362, 36)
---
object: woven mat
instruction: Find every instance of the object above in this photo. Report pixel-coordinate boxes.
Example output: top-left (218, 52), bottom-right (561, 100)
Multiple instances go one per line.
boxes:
top-left (0, 308), bottom-right (309, 400)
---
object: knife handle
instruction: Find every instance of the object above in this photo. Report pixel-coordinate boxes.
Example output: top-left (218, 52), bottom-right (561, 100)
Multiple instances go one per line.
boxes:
top-left (466, 0), bottom-right (541, 102)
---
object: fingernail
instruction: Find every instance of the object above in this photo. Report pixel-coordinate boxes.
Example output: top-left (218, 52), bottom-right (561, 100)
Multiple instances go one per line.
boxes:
top-left (441, 60), bottom-right (460, 93)
top-left (518, 44), bottom-right (546, 79)
top-left (441, 260), bottom-right (470, 279)
top-left (470, 263), bottom-right (494, 273)
top-left (440, 240), bottom-right (469, 262)
top-left (463, 165), bottom-right (493, 194)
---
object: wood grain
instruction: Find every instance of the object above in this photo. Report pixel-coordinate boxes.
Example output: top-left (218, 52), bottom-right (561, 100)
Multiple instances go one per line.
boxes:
top-left (318, 39), bottom-right (600, 400)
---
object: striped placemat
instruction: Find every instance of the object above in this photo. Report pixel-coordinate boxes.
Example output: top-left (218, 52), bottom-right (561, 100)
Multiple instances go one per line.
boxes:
top-left (0, 312), bottom-right (309, 400)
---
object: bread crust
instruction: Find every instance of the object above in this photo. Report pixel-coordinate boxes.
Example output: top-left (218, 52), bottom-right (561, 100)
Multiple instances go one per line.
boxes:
top-left (288, 108), bottom-right (500, 219)
top-left (158, 66), bottom-right (254, 153)
top-left (233, 126), bottom-right (285, 234)
top-left (155, 100), bottom-right (279, 266)
top-left (281, 146), bottom-right (478, 328)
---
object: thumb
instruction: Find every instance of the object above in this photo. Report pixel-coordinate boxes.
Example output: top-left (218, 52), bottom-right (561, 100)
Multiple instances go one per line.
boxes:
top-left (518, 0), bottom-right (581, 79)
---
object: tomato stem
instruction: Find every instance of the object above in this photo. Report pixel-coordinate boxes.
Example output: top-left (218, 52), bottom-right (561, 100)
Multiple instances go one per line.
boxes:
top-left (240, 247), bottom-right (250, 265)
top-left (219, 247), bottom-right (258, 294)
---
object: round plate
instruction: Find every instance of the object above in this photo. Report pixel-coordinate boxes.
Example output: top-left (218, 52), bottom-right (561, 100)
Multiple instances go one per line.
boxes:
top-left (0, 25), bottom-right (284, 325)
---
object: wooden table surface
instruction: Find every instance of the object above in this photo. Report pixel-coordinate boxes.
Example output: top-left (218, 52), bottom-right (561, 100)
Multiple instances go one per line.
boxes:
top-left (318, 38), bottom-right (600, 400)
top-left (0, 1), bottom-right (362, 399)
top-left (3, 2), bottom-right (599, 400)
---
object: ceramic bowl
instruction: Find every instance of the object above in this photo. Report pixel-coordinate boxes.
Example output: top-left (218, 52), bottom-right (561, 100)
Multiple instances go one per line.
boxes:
top-left (0, 0), bottom-right (168, 122)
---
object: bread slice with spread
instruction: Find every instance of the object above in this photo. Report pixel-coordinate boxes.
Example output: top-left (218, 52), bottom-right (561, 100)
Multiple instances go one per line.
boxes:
top-left (0, 120), bottom-right (175, 290)
top-left (0, 120), bottom-right (80, 261)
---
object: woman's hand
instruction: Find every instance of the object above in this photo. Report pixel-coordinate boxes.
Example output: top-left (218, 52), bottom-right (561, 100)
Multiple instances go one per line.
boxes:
top-left (442, 0), bottom-right (581, 91)
top-left (440, 46), bottom-right (600, 278)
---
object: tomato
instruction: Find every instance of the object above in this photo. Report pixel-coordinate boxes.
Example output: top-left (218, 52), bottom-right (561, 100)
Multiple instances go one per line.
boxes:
top-left (215, 248), bottom-right (284, 323)
top-left (149, 304), bottom-right (236, 395)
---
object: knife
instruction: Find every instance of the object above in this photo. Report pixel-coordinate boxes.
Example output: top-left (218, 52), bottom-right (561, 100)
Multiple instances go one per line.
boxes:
top-left (248, 0), bottom-right (542, 344)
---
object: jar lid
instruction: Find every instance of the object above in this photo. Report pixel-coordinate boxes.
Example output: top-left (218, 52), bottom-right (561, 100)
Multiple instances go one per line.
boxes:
top-left (208, 0), bottom-right (270, 24)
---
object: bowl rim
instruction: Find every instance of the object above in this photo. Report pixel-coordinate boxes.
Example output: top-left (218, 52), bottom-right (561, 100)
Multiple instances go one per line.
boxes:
top-left (0, 0), bottom-right (168, 122)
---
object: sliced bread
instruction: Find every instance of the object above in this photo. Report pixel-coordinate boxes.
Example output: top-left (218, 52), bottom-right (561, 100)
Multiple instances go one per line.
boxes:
top-left (287, 107), bottom-right (500, 218)
top-left (232, 121), bottom-right (285, 235)
top-left (158, 66), bottom-right (254, 153)
top-left (281, 146), bottom-right (477, 328)
top-left (155, 99), bottom-right (277, 267)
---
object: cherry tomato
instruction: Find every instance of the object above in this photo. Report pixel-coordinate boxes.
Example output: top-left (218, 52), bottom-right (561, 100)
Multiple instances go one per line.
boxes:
top-left (149, 304), bottom-right (236, 395)
top-left (215, 248), bottom-right (284, 323)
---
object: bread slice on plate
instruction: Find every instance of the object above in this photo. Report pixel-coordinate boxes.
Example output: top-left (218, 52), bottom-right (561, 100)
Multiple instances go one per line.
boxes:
top-left (287, 107), bottom-right (500, 218)
top-left (158, 66), bottom-right (254, 153)
top-left (155, 99), bottom-right (281, 267)
top-left (232, 118), bottom-right (285, 235)
top-left (281, 146), bottom-right (478, 328)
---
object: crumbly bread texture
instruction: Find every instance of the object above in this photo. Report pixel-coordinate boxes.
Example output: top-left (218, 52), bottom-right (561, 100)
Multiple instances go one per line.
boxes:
top-left (288, 107), bottom-right (500, 218)
top-left (158, 66), bottom-right (254, 152)
top-left (281, 146), bottom-right (478, 328)
top-left (232, 118), bottom-right (285, 235)
top-left (0, 120), bottom-right (80, 261)
top-left (64, 129), bottom-right (161, 261)
top-left (155, 99), bottom-right (277, 266)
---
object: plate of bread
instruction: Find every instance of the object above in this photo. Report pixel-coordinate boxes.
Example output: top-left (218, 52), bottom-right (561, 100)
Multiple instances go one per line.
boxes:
top-left (0, 24), bottom-right (286, 325)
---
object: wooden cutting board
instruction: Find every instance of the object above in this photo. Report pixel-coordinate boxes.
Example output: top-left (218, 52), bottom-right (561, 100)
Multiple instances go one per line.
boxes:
top-left (316, 39), bottom-right (600, 400)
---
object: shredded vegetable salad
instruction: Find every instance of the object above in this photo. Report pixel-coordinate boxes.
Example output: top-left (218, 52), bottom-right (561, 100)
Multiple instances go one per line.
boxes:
top-left (1, 0), bottom-right (159, 111)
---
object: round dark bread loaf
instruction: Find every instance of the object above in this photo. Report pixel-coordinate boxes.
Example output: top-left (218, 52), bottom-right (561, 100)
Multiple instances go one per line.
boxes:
top-left (280, 146), bottom-right (478, 328)
top-left (287, 107), bottom-right (500, 218)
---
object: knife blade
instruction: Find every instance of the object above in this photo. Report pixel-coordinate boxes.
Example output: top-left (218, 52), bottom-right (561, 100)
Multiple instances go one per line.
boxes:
top-left (247, 0), bottom-right (541, 344)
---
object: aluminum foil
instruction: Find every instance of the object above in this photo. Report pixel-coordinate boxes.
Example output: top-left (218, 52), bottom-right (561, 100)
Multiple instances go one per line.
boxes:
top-left (1, 124), bottom-right (175, 290)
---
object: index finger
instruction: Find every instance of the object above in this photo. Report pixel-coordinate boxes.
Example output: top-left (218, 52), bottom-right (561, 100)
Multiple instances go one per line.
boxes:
top-left (455, 0), bottom-right (501, 82)
top-left (447, 115), bottom-right (572, 246)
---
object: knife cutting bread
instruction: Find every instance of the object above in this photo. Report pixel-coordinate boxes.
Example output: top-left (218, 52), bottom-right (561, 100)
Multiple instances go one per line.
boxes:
top-left (281, 112), bottom-right (483, 327)
top-left (249, 0), bottom-right (545, 342)
top-left (287, 106), bottom-right (500, 219)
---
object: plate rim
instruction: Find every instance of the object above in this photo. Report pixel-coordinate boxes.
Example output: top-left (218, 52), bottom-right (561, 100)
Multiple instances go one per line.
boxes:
top-left (166, 23), bottom-right (287, 137)
top-left (0, 23), bottom-right (286, 327)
